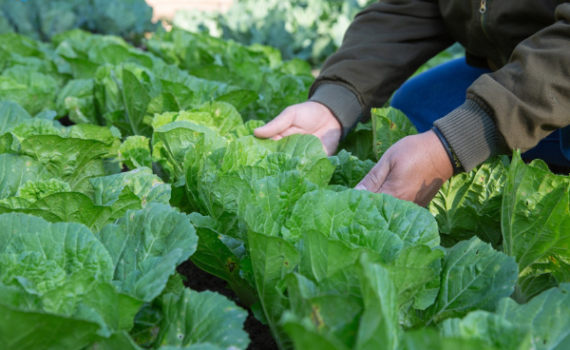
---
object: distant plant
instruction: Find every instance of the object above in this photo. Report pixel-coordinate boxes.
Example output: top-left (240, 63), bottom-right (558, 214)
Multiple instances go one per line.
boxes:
top-left (0, 0), bottom-right (157, 43)
top-left (173, 0), bottom-right (375, 66)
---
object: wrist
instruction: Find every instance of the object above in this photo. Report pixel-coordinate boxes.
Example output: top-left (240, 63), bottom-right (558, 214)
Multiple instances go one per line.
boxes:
top-left (433, 98), bottom-right (508, 172)
top-left (431, 127), bottom-right (463, 175)
top-left (309, 84), bottom-right (362, 139)
top-left (427, 129), bottom-right (455, 179)
top-left (313, 101), bottom-right (341, 130)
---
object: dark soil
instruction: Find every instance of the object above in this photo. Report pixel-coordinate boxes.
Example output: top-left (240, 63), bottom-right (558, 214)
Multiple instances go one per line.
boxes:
top-left (58, 115), bottom-right (74, 127)
top-left (177, 260), bottom-right (279, 350)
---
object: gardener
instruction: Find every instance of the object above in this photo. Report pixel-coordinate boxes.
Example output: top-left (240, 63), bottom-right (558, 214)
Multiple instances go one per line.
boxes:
top-left (254, 1), bottom-right (570, 206)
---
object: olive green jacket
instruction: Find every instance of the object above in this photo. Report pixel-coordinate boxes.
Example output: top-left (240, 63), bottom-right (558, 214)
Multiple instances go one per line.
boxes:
top-left (309, 0), bottom-right (570, 171)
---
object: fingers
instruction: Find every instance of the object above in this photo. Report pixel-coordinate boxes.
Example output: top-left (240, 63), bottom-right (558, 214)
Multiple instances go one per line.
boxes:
top-left (254, 107), bottom-right (295, 139)
top-left (355, 158), bottom-right (391, 193)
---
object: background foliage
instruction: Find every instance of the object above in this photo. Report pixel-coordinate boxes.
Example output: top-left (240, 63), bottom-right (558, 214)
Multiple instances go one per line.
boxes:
top-left (0, 0), bottom-right (157, 43)
top-left (173, 0), bottom-right (376, 66)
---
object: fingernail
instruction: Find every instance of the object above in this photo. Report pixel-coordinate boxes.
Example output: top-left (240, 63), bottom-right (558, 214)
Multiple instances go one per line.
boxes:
top-left (354, 184), bottom-right (367, 191)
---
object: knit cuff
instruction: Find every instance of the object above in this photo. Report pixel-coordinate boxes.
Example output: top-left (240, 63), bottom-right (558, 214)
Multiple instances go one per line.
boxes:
top-left (433, 99), bottom-right (508, 172)
top-left (309, 84), bottom-right (362, 139)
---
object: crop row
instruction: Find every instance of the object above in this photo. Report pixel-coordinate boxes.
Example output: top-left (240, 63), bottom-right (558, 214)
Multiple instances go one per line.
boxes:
top-left (0, 27), bottom-right (567, 350)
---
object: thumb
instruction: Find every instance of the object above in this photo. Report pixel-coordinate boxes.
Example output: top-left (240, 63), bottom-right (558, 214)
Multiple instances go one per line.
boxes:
top-left (254, 107), bottom-right (295, 139)
top-left (355, 159), bottom-right (390, 193)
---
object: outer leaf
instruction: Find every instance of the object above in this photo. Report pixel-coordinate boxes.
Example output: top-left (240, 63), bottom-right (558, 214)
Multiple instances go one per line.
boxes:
top-left (90, 167), bottom-right (171, 208)
top-left (80, 283), bottom-right (143, 334)
top-left (386, 245), bottom-right (444, 309)
top-left (97, 204), bottom-right (198, 302)
top-left (285, 272), bottom-right (363, 348)
top-left (157, 289), bottom-right (250, 349)
top-left (440, 311), bottom-right (532, 350)
top-left (88, 331), bottom-right (143, 350)
top-left (0, 100), bottom-right (32, 134)
top-left (402, 329), bottom-right (500, 350)
top-left (147, 92), bottom-right (181, 117)
top-left (188, 212), bottom-right (256, 306)
top-left (248, 231), bottom-right (300, 350)
top-left (496, 283), bottom-right (570, 350)
top-left (298, 229), bottom-right (370, 284)
top-left (0, 154), bottom-right (49, 200)
top-left (241, 171), bottom-right (318, 238)
top-left (282, 312), bottom-right (350, 350)
top-left (121, 68), bottom-right (151, 137)
top-left (11, 118), bottom-right (62, 140)
top-left (356, 255), bottom-right (400, 350)
top-left (285, 189), bottom-right (439, 253)
top-left (0, 302), bottom-right (100, 350)
top-left (502, 151), bottom-right (570, 280)
top-left (0, 132), bottom-right (20, 154)
top-left (425, 237), bottom-right (518, 324)
top-left (160, 345), bottom-right (226, 350)
top-left (215, 89), bottom-right (258, 111)
top-left (429, 156), bottom-right (509, 247)
top-left (1, 191), bottom-right (113, 232)
top-left (66, 124), bottom-right (122, 155)
top-left (371, 107), bottom-right (417, 160)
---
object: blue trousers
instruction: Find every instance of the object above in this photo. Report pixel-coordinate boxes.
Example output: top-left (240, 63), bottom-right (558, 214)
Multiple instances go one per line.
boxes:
top-left (390, 58), bottom-right (570, 167)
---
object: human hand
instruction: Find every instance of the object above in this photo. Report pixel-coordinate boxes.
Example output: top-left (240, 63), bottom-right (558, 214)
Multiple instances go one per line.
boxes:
top-left (254, 101), bottom-right (341, 156)
top-left (355, 130), bottom-right (454, 207)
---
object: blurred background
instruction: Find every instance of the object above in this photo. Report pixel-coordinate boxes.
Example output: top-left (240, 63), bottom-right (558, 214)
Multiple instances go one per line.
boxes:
top-left (149, 0), bottom-right (382, 67)
top-left (146, 0), bottom-right (235, 21)
top-left (0, 0), bottom-right (462, 69)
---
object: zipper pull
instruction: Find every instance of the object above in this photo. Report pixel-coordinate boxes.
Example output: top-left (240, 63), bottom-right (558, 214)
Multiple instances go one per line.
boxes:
top-left (480, 0), bottom-right (487, 13)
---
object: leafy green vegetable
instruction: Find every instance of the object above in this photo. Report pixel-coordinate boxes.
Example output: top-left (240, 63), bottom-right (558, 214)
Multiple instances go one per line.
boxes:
top-left (440, 311), bottom-right (532, 350)
top-left (371, 107), bottom-right (417, 160)
top-left (0, 0), bottom-right (157, 42)
top-left (119, 136), bottom-right (152, 170)
top-left (98, 204), bottom-right (197, 302)
top-left (248, 231), bottom-right (300, 349)
top-left (429, 156), bottom-right (510, 247)
top-left (188, 212), bottom-right (256, 306)
top-left (0, 66), bottom-right (58, 115)
top-left (502, 151), bottom-right (570, 303)
top-left (495, 283), bottom-right (570, 350)
top-left (147, 28), bottom-right (313, 121)
top-left (356, 255), bottom-right (400, 350)
top-left (425, 237), bottom-right (518, 324)
top-left (0, 212), bottom-right (138, 346)
top-left (329, 150), bottom-right (375, 188)
top-left (338, 122), bottom-right (375, 162)
top-left (56, 79), bottom-right (97, 123)
top-left (285, 188), bottom-right (440, 251)
top-left (0, 101), bottom-right (32, 134)
top-left (157, 289), bottom-right (250, 349)
top-left (173, 0), bottom-right (376, 66)
top-left (0, 18), bottom-right (567, 350)
top-left (16, 178), bottom-right (70, 202)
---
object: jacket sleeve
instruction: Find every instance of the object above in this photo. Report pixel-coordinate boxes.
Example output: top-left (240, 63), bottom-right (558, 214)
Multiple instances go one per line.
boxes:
top-left (435, 3), bottom-right (570, 171)
top-left (309, 0), bottom-right (454, 137)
